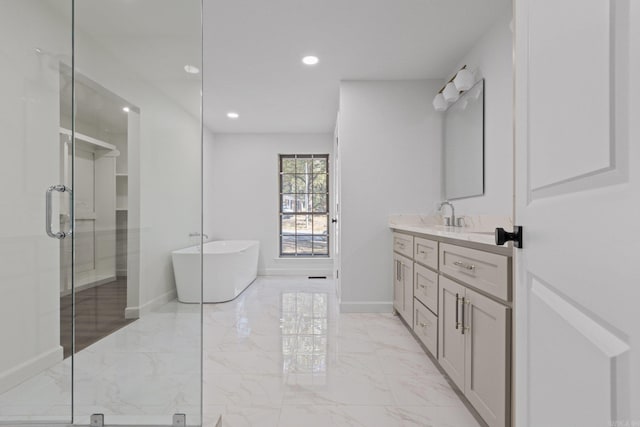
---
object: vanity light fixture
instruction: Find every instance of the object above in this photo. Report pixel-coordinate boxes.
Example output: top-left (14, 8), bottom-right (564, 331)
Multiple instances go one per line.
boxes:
top-left (122, 106), bottom-right (130, 113)
top-left (432, 65), bottom-right (476, 111)
top-left (184, 64), bottom-right (200, 74)
top-left (302, 55), bottom-right (319, 66)
top-left (226, 112), bottom-right (239, 119)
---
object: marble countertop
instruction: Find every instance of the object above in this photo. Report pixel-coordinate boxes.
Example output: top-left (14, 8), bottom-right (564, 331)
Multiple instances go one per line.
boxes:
top-left (388, 214), bottom-right (513, 248)
top-left (389, 222), bottom-right (496, 246)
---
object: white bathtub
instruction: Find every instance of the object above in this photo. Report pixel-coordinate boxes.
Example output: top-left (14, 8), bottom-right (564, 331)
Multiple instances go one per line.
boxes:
top-left (171, 240), bottom-right (259, 303)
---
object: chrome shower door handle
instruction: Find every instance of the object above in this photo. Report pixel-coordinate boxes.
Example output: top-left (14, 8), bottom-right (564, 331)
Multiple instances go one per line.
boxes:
top-left (46, 184), bottom-right (72, 239)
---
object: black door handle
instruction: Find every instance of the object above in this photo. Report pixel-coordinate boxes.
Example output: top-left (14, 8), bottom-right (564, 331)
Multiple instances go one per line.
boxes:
top-left (495, 226), bottom-right (523, 248)
top-left (331, 218), bottom-right (337, 223)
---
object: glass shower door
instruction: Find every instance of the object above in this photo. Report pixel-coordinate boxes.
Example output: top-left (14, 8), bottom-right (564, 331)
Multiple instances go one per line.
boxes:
top-left (0, 0), bottom-right (74, 424)
top-left (72, 1), bottom-right (203, 425)
top-left (1, 0), bottom-right (203, 425)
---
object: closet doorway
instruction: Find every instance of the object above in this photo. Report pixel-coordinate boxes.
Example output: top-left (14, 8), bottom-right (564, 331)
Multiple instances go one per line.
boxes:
top-left (58, 69), bottom-right (139, 358)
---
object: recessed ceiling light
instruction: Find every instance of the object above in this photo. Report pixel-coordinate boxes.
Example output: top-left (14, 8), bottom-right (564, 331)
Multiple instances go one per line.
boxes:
top-left (122, 107), bottom-right (130, 113)
top-left (227, 112), bottom-right (239, 119)
top-left (184, 64), bottom-right (200, 74)
top-left (302, 55), bottom-right (319, 66)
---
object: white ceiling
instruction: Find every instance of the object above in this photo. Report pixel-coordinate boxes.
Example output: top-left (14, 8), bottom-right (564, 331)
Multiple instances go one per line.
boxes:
top-left (61, 0), bottom-right (511, 134)
top-left (203, 0), bottom-right (511, 133)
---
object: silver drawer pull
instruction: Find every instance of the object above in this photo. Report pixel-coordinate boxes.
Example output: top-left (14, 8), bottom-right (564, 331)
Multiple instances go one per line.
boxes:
top-left (418, 284), bottom-right (426, 289)
top-left (453, 260), bottom-right (475, 271)
top-left (397, 242), bottom-right (406, 249)
top-left (418, 249), bottom-right (426, 254)
top-left (419, 322), bottom-right (429, 328)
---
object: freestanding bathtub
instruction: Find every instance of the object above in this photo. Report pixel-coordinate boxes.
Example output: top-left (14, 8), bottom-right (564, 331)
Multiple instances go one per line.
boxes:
top-left (171, 240), bottom-right (259, 303)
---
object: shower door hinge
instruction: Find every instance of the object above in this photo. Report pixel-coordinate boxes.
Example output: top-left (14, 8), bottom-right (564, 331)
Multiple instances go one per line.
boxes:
top-left (173, 413), bottom-right (187, 427)
top-left (90, 414), bottom-right (104, 427)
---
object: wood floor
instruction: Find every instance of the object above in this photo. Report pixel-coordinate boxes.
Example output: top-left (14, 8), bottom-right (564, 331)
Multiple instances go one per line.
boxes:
top-left (60, 278), bottom-right (135, 358)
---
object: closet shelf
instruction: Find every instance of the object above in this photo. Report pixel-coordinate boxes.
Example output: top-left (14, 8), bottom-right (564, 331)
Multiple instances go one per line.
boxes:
top-left (59, 127), bottom-right (118, 153)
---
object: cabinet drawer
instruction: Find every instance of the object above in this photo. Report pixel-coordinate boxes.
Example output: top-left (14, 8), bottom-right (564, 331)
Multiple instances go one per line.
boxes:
top-left (393, 232), bottom-right (414, 258)
top-left (439, 243), bottom-right (510, 301)
top-left (414, 236), bottom-right (438, 270)
top-left (414, 299), bottom-right (438, 357)
top-left (414, 263), bottom-right (438, 314)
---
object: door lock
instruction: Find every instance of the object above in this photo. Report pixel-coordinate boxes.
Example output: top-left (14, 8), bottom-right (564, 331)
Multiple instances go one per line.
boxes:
top-left (495, 226), bottom-right (523, 248)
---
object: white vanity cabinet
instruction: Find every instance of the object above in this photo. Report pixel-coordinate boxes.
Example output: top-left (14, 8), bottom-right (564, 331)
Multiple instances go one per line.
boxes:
top-left (391, 227), bottom-right (512, 427)
top-left (439, 276), bottom-right (510, 427)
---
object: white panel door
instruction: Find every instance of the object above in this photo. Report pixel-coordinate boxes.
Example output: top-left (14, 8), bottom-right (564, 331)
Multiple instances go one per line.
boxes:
top-left (514, 1), bottom-right (639, 426)
top-left (333, 121), bottom-right (341, 301)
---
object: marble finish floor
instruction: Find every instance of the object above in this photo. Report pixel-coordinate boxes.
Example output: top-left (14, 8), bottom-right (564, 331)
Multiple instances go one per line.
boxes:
top-left (0, 297), bottom-right (202, 425)
top-left (0, 276), bottom-right (480, 427)
top-left (201, 277), bottom-right (480, 427)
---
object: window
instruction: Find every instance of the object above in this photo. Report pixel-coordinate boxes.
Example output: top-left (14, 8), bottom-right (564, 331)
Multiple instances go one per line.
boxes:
top-left (279, 154), bottom-right (329, 257)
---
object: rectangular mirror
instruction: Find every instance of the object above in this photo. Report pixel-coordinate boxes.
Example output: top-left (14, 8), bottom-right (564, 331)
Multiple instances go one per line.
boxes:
top-left (443, 79), bottom-right (484, 200)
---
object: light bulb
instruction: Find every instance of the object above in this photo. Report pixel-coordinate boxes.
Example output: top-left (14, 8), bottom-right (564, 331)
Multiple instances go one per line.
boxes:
top-left (433, 93), bottom-right (447, 111)
top-left (453, 69), bottom-right (475, 91)
top-left (442, 82), bottom-right (460, 103)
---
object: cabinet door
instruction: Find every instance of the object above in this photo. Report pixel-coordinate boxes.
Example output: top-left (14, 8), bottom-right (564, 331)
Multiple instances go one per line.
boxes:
top-left (393, 255), bottom-right (403, 314)
top-left (464, 288), bottom-right (509, 427)
top-left (438, 275), bottom-right (466, 389)
top-left (396, 255), bottom-right (413, 325)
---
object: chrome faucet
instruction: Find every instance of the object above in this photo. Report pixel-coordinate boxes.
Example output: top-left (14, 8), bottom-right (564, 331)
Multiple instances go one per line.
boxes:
top-left (438, 201), bottom-right (456, 226)
top-left (189, 232), bottom-right (209, 240)
top-left (189, 232), bottom-right (209, 253)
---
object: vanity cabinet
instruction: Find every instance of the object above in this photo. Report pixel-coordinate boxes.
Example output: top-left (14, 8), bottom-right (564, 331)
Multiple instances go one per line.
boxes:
top-left (438, 276), bottom-right (466, 389)
top-left (393, 251), bottom-right (413, 324)
top-left (391, 228), bottom-right (512, 427)
top-left (439, 276), bottom-right (509, 427)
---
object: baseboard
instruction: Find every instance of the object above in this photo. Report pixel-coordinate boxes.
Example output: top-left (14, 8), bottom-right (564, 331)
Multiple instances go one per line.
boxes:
top-left (0, 345), bottom-right (63, 394)
top-left (60, 275), bottom-right (117, 297)
top-left (260, 267), bottom-right (333, 276)
top-left (340, 301), bottom-right (393, 313)
top-left (124, 306), bottom-right (139, 319)
top-left (124, 288), bottom-right (177, 319)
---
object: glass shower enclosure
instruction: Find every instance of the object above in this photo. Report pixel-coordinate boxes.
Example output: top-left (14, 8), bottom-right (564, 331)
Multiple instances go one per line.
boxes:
top-left (0, 1), bottom-right (203, 425)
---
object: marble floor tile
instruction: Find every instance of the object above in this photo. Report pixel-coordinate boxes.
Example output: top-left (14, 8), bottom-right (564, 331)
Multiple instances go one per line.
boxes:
top-left (386, 374), bottom-right (467, 407)
top-left (0, 276), bottom-right (480, 427)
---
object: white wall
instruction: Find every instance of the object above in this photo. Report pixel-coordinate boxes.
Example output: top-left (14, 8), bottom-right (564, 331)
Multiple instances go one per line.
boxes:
top-left (338, 80), bottom-right (443, 312)
top-left (446, 11), bottom-right (514, 217)
top-left (204, 133), bottom-right (334, 276)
